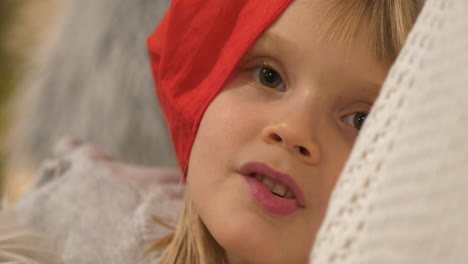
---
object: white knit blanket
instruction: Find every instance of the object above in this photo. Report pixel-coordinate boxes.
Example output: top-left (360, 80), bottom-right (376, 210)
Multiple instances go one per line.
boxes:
top-left (310, 0), bottom-right (468, 263)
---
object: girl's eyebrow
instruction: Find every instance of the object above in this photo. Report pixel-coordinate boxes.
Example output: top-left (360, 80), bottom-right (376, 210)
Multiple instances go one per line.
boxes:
top-left (252, 31), bottom-right (297, 54)
top-left (358, 84), bottom-right (382, 99)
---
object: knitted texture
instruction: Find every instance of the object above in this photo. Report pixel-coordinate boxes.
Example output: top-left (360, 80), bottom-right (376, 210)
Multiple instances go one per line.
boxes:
top-left (310, 0), bottom-right (468, 263)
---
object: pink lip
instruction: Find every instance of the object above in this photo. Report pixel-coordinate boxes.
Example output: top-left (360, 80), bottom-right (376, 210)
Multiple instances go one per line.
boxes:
top-left (239, 162), bottom-right (306, 216)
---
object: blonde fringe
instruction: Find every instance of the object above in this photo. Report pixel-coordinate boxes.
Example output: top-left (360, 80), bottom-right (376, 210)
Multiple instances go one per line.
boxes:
top-left (323, 0), bottom-right (424, 64)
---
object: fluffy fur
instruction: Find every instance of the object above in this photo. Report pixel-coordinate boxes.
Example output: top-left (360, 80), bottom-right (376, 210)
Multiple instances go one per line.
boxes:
top-left (0, 211), bottom-right (60, 264)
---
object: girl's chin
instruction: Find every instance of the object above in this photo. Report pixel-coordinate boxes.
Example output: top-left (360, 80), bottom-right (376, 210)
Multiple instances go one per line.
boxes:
top-left (210, 215), bottom-right (291, 261)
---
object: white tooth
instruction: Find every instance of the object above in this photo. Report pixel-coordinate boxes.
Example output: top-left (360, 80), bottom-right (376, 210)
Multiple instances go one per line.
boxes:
top-left (285, 191), bottom-right (294, 199)
top-left (272, 184), bottom-right (287, 197)
top-left (254, 174), bottom-right (263, 181)
top-left (261, 178), bottom-right (274, 190)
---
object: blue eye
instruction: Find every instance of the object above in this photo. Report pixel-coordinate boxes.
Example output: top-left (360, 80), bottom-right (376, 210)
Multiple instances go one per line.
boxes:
top-left (343, 112), bottom-right (368, 130)
top-left (252, 67), bottom-right (286, 91)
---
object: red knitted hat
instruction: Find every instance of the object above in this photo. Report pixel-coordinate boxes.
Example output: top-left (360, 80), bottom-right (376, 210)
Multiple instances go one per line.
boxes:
top-left (148, 0), bottom-right (293, 177)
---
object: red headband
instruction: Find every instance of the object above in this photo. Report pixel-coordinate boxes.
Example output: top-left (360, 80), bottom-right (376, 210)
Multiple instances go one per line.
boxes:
top-left (148, 0), bottom-right (293, 176)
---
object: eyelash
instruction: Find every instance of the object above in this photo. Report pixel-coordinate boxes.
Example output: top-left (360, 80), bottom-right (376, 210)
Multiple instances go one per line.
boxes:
top-left (243, 59), bottom-right (275, 72)
top-left (243, 59), bottom-right (287, 91)
top-left (342, 111), bottom-right (369, 131)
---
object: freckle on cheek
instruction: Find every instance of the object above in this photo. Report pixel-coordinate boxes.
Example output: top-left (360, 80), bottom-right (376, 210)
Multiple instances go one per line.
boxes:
top-left (224, 110), bottom-right (232, 120)
top-left (221, 109), bottom-right (233, 123)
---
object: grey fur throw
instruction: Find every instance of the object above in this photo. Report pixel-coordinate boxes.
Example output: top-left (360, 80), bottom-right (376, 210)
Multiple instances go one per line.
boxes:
top-left (4, 139), bottom-right (182, 264)
top-left (0, 212), bottom-right (60, 264)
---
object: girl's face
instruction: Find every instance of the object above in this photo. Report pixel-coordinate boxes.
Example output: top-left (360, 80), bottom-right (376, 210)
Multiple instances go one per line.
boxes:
top-left (187, 1), bottom-right (388, 263)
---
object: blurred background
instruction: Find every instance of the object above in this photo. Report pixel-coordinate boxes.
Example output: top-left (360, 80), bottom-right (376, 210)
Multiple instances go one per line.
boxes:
top-left (0, 0), bottom-right (176, 204)
top-left (0, 0), bottom-right (60, 201)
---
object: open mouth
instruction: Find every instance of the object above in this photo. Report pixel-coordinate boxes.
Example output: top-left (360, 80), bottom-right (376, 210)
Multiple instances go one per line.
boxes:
top-left (240, 162), bottom-right (305, 215)
top-left (239, 161), bottom-right (305, 208)
top-left (249, 173), bottom-right (296, 199)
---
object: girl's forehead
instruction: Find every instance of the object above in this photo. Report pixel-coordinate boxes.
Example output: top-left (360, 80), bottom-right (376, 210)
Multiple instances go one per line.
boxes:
top-left (266, 0), bottom-right (370, 45)
top-left (253, 1), bottom-right (374, 60)
top-left (248, 1), bottom-right (387, 93)
top-left (269, 0), bottom-right (323, 34)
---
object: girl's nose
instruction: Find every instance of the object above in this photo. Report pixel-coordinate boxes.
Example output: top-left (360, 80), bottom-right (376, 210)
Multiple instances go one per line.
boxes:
top-left (261, 119), bottom-right (321, 165)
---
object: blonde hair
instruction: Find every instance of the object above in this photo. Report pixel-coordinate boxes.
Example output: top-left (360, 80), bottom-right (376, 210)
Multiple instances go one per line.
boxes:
top-left (151, 1), bottom-right (424, 263)
top-left (323, 0), bottom-right (424, 64)
top-left (150, 189), bottom-right (228, 264)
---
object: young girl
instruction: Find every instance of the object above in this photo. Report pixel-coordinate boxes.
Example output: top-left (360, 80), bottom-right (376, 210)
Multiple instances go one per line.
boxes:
top-left (147, 0), bottom-right (423, 263)
top-left (3, 0), bottom-right (423, 263)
